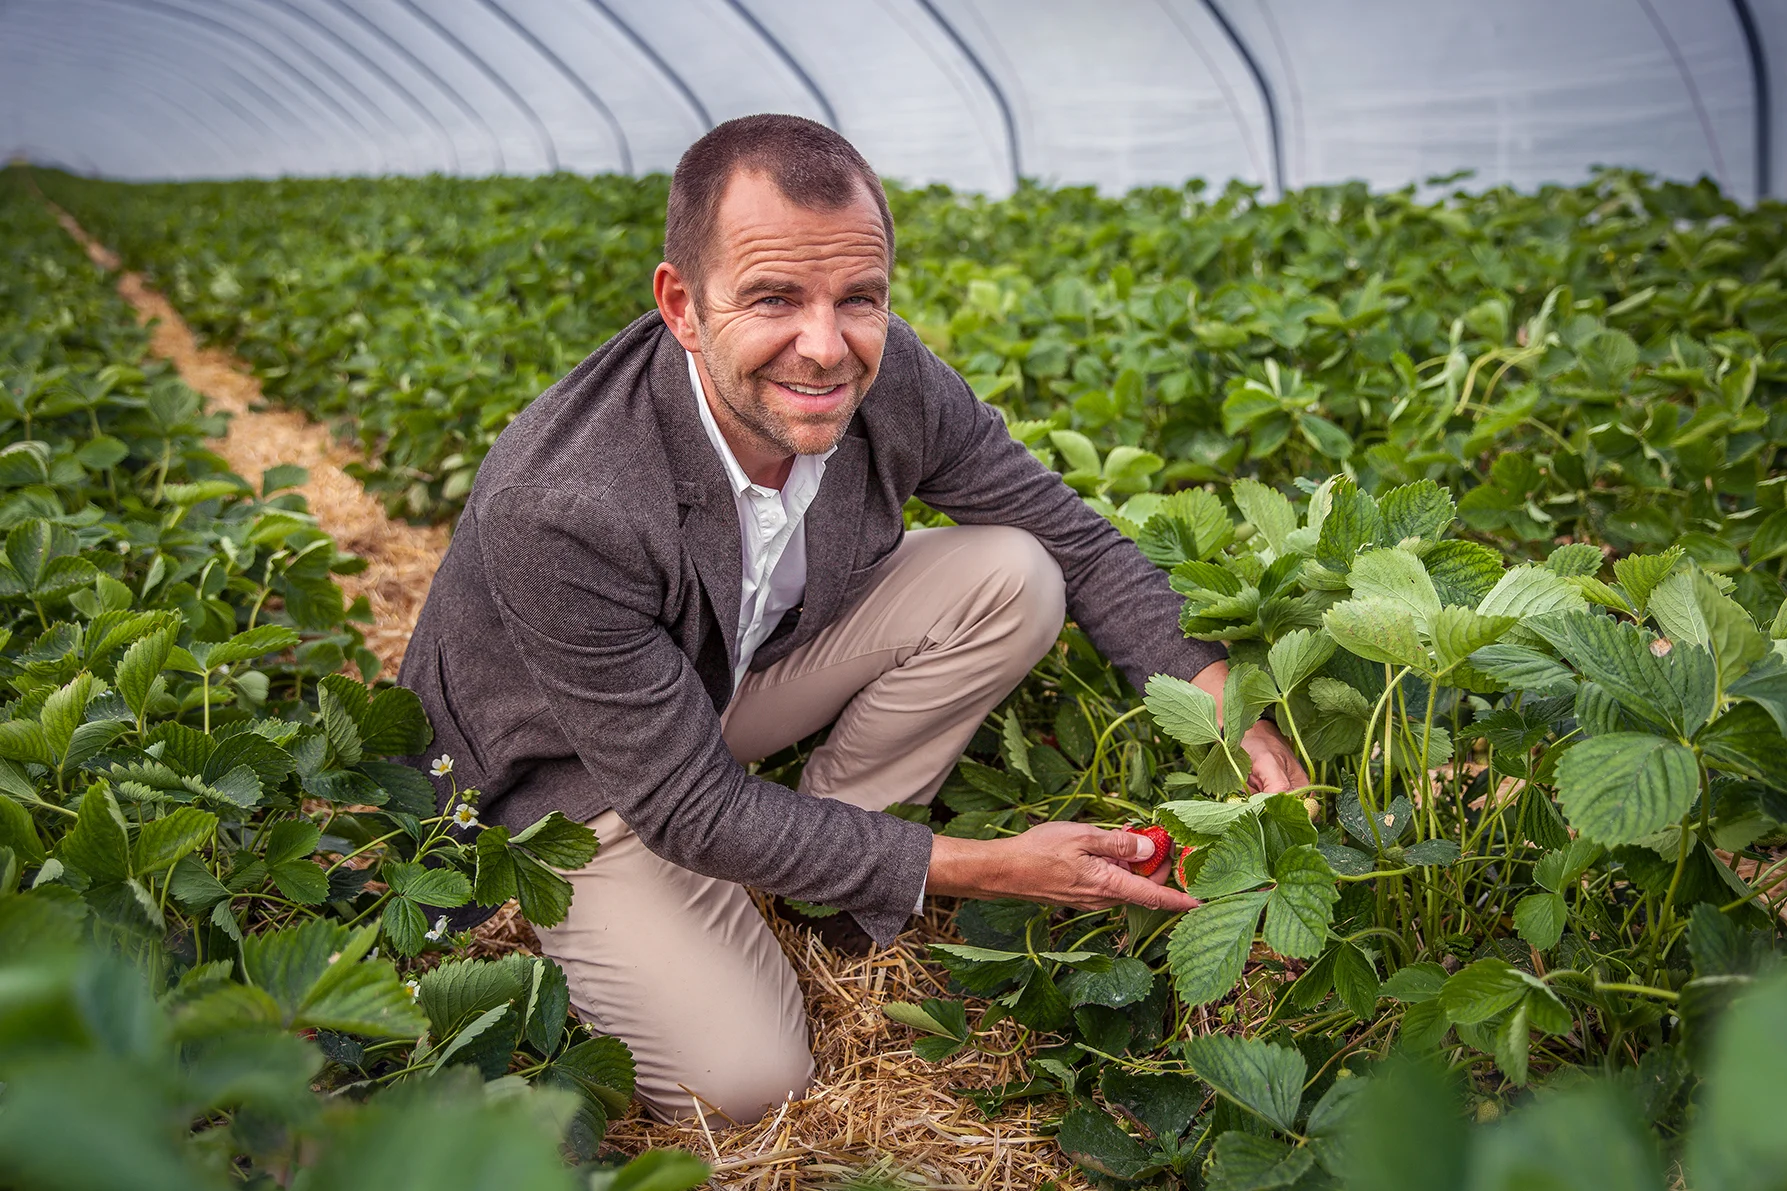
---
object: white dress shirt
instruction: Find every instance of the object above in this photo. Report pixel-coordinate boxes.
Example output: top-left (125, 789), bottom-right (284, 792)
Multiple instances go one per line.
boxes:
top-left (688, 353), bottom-right (926, 914)
top-left (687, 352), bottom-right (834, 692)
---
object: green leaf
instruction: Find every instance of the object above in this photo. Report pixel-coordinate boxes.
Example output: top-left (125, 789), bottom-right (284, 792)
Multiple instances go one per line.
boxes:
top-left (551, 1034), bottom-right (637, 1117)
top-left (586, 1151), bottom-right (713, 1191)
top-left (203, 624), bottom-right (301, 669)
top-left (510, 810), bottom-right (599, 869)
top-left (1472, 1081), bottom-right (1665, 1191)
top-left (130, 807), bottom-right (216, 875)
top-left (1404, 838), bottom-right (1460, 866)
top-left (1315, 480), bottom-right (1382, 572)
top-left (241, 920), bottom-right (426, 1037)
top-left (1424, 539), bottom-right (1507, 607)
top-left (1324, 598), bottom-right (1428, 670)
top-left (1266, 628), bottom-right (1335, 693)
top-left (1157, 797), bottom-right (1253, 839)
top-left (359, 685), bottom-right (433, 755)
top-left (1144, 673), bottom-right (1222, 747)
top-left (317, 682), bottom-right (364, 767)
top-left (1513, 891), bottom-right (1567, 950)
top-left (1049, 430), bottom-right (1102, 476)
top-left (1054, 1103), bottom-right (1160, 1181)
top-left (1167, 891), bottom-right (1268, 1006)
top-left (1468, 644), bottom-right (1577, 695)
top-left (525, 955), bottom-right (571, 1054)
top-left (1687, 971), bottom-right (1787, 1191)
top-left (1495, 1000), bottom-right (1531, 1086)
top-left (1205, 1132), bottom-right (1314, 1191)
top-left (1546, 542), bottom-right (1606, 577)
top-left (1697, 703), bottom-right (1787, 787)
top-left (1613, 547), bottom-right (1684, 617)
top-left (270, 859), bottom-right (330, 906)
top-left (1379, 962), bottom-right (1448, 1003)
top-left (511, 849), bottom-right (576, 927)
top-left (1378, 480), bottom-right (1456, 543)
top-left (1542, 611), bottom-right (1715, 737)
top-left (1437, 958), bottom-right (1528, 1025)
top-left (1348, 546), bottom-right (1441, 625)
top-left (384, 860), bottom-right (472, 908)
top-left (1332, 942), bottom-right (1382, 1019)
top-left (473, 825), bottom-right (518, 904)
top-left (0, 793), bottom-right (46, 866)
top-left (1555, 733), bottom-right (1700, 847)
top-left (115, 627), bottom-right (176, 720)
top-left (1187, 823), bottom-right (1271, 899)
top-left (58, 783), bottom-right (131, 883)
top-left (1231, 478), bottom-right (1297, 554)
top-left (1060, 957), bottom-right (1155, 1008)
top-left (1263, 844), bottom-right (1337, 959)
top-left (1183, 1034), bottom-right (1306, 1131)
top-left (1728, 655), bottom-right (1787, 736)
top-left (1430, 607), bottom-right (1516, 671)
top-left (1221, 662), bottom-right (1278, 743)
top-left (1477, 564), bottom-right (1589, 622)
top-left (883, 999), bottom-right (970, 1039)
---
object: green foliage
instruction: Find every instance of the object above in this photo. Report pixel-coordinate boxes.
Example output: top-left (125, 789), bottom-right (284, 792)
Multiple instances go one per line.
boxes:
top-left (0, 172), bottom-right (665, 1177)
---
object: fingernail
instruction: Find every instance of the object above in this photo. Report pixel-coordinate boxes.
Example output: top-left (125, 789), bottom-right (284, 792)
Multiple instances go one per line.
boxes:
top-left (1133, 835), bottom-right (1154, 860)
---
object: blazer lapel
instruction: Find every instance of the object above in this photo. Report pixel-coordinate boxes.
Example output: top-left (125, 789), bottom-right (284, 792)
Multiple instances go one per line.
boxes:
top-left (652, 338), bottom-right (742, 673)
top-left (798, 430), bottom-right (868, 639)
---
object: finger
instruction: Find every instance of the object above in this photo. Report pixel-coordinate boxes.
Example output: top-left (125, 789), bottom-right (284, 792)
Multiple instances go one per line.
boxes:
top-left (1100, 868), bottom-right (1198, 912)
top-left (1081, 826), bottom-right (1156, 866)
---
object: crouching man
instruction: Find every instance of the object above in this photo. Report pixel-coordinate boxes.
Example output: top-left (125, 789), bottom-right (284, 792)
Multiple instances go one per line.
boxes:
top-left (401, 114), bottom-right (1306, 1126)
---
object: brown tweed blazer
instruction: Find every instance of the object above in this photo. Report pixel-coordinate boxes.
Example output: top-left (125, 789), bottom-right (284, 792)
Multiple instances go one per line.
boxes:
top-left (399, 311), bottom-right (1225, 942)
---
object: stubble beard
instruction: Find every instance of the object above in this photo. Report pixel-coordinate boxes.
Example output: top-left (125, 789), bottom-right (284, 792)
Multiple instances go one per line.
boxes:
top-left (695, 323), bottom-right (865, 457)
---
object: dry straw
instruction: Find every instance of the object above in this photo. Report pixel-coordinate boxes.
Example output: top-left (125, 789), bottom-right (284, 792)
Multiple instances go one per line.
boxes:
top-left (49, 204), bottom-right (1089, 1187)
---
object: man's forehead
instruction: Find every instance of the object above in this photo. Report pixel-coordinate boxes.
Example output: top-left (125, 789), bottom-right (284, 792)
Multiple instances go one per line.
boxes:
top-left (714, 170), bottom-right (887, 256)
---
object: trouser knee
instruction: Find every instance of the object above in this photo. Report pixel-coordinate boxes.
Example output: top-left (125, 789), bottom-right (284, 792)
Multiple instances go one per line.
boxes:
top-left (645, 1042), bottom-right (815, 1127)
top-left (975, 526), bottom-right (1067, 668)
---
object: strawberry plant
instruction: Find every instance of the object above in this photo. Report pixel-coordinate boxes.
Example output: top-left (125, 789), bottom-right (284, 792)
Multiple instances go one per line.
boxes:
top-left (894, 476), bottom-right (1786, 1185)
top-left (0, 171), bottom-right (672, 1173)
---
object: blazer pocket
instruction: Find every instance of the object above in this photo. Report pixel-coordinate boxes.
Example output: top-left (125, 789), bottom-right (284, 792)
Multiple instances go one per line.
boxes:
top-left (434, 641), bottom-right (488, 773)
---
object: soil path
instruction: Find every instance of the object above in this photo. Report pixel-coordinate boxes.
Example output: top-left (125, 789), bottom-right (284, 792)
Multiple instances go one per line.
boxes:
top-left (48, 204), bottom-right (447, 677)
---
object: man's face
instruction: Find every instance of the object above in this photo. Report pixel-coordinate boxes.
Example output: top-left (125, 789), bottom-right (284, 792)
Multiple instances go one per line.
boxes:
top-left (680, 171), bottom-right (890, 459)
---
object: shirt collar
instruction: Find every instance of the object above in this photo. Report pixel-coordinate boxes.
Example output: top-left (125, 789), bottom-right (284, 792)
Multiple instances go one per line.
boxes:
top-left (686, 351), bottom-right (836, 496)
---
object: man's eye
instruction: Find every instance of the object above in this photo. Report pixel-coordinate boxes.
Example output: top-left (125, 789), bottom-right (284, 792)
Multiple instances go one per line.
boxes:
top-left (758, 295), bottom-right (788, 307)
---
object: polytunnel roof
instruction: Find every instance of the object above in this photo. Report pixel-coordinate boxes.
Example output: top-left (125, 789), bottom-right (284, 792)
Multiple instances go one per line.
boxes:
top-left (1, 0), bottom-right (1782, 202)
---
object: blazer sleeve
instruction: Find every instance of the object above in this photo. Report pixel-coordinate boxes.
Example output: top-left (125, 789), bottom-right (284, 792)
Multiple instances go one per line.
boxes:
top-left (473, 484), bottom-right (933, 945)
top-left (908, 341), bottom-right (1228, 693)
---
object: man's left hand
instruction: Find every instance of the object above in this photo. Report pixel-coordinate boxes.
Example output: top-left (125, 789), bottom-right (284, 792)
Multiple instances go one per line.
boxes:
top-left (1239, 719), bottom-right (1309, 794)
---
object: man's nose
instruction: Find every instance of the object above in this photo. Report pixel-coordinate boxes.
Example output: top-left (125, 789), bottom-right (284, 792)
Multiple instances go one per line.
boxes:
top-left (794, 304), bottom-right (849, 372)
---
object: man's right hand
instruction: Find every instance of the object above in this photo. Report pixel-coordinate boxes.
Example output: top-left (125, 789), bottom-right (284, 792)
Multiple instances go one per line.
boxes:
top-left (925, 822), bottom-right (1199, 913)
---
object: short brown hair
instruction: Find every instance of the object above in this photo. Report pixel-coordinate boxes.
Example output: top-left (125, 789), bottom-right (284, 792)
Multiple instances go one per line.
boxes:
top-left (664, 114), bottom-right (895, 303)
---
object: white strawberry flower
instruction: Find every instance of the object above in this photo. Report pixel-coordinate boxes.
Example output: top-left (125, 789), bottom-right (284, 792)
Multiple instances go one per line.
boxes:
top-left (451, 804), bottom-right (479, 829)
top-left (424, 915), bottom-right (449, 942)
top-left (430, 754), bottom-right (454, 777)
top-left (404, 978), bottom-right (420, 1000)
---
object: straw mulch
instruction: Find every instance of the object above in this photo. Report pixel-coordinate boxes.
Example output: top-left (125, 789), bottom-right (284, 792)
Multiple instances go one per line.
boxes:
top-left (602, 897), bottom-right (1089, 1190)
top-left (472, 897), bottom-right (1090, 1189)
top-left (47, 203), bottom-right (1089, 1188)
top-left (47, 202), bottom-right (445, 678)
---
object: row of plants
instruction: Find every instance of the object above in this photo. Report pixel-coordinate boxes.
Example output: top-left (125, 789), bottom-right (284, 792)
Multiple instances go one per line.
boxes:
top-left (0, 171), bottom-right (702, 1187)
top-left (892, 477), bottom-right (1787, 1186)
top-left (25, 160), bottom-right (1787, 1185)
top-left (34, 170), bottom-right (1787, 574)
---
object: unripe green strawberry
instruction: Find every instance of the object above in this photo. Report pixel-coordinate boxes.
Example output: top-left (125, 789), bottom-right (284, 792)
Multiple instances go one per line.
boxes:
top-left (1125, 825), bottom-right (1171, 876)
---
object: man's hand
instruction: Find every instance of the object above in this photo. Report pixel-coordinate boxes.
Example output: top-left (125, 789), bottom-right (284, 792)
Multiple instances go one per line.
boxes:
top-left (1240, 719), bottom-right (1309, 794)
top-left (927, 822), bottom-right (1198, 913)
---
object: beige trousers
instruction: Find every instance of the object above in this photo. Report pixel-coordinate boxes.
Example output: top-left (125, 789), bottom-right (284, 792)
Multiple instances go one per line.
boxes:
top-left (534, 525), bottom-right (1066, 1125)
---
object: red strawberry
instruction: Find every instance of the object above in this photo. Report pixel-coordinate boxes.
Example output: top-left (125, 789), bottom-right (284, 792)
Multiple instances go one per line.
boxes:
top-left (1174, 845), bottom-right (1198, 889)
top-left (1125, 825), bottom-right (1171, 876)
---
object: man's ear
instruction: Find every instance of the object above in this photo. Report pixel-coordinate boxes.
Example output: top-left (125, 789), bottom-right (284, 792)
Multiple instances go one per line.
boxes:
top-left (653, 262), bottom-right (702, 352)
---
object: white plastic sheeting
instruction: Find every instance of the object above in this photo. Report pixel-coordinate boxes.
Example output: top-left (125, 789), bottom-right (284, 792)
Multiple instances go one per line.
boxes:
top-left (1, 0), bottom-right (1779, 201)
